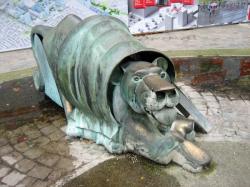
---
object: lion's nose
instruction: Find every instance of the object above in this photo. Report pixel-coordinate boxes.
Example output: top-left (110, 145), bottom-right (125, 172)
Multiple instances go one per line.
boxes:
top-left (143, 75), bottom-right (175, 92)
top-left (156, 91), bottom-right (166, 101)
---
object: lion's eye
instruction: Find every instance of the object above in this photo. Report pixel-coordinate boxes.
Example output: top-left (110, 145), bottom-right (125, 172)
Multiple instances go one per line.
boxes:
top-left (133, 76), bottom-right (141, 82)
top-left (160, 72), bottom-right (167, 79)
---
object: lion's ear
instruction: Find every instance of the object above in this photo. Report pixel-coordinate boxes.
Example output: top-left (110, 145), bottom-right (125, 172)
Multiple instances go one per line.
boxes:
top-left (120, 64), bottom-right (127, 73)
top-left (153, 57), bottom-right (168, 71)
top-left (120, 61), bottom-right (132, 73)
top-left (110, 66), bottom-right (123, 85)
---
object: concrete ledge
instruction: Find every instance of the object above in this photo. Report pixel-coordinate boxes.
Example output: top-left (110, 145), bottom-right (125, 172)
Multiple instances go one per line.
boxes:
top-left (170, 55), bottom-right (250, 87)
top-left (0, 48), bottom-right (249, 87)
top-left (0, 68), bottom-right (35, 84)
top-left (164, 48), bottom-right (250, 58)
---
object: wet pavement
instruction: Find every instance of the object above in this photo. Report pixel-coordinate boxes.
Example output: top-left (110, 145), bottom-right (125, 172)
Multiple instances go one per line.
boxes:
top-left (63, 141), bottom-right (250, 187)
top-left (63, 155), bottom-right (180, 187)
top-left (0, 77), bottom-right (111, 187)
top-left (0, 76), bottom-right (250, 186)
top-left (0, 77), bottom-right (64, 130)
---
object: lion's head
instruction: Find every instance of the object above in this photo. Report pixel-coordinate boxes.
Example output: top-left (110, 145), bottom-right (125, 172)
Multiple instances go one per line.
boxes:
top-left (120, 58), bottom-right (180, 132)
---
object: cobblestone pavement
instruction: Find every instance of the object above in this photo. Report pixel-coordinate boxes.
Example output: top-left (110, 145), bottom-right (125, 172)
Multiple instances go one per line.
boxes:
top-left (177, 82), bottom-right (250, 142)
top-left (0, 76), bottom-right (249, 186)
top-left (0, 118), bottom-right (112, 187)
top-left (0, 77), bottom-right (113, 187)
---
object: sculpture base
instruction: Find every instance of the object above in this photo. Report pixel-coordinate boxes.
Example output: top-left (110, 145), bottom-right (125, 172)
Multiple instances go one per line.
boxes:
top-left (66, 109), bottom-right (125, 154)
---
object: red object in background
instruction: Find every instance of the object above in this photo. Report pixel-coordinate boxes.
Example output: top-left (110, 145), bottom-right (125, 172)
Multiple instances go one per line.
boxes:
top-left (134, 0), bottom-right (194, 9)
top-left (134, 0), bottom-right (145, 8)
top-left (182, 0), bottom-right (193, 5)
top-left (248, 8), bottom-right (250, 20)
top-left (145, 0), bottom-right (155, 6)
top-left (167, 0), bottom-right (194, 6)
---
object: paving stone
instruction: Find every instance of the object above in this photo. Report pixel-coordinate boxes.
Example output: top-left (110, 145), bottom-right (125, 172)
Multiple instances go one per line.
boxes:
top-left (0, 128), bottom-right (6, 137)
top-left (32, 136), bottom-right (50, 147)
top-left (180, 85), bottom-right (196, 92)
top-left (36, 121), bottom-right (50, 129)
top-left (207, 101), bottom-right (220, 109)
top-left (23, 129), bottom-right (41, 140)
top-left (0, 165), bottom-right (11, 178)
top-left (81, 151), bottom-right (103, 163)
top-left (175, 82), bottom-right (185, 87)
top-left (203, 95), bottom-right (217, 102)
top-left (194, 104), bottom-right (207, 111)
top-left (6, 131), bottom-right (25, 145)
top-left (0, 145), bottom-right (13, 156)
top-left (27, 165), bottom-right (52, 180)
top-left (2, 151), bottom-right (23, 165)
top-left (42, 142), bottom-right (70, 156)
top-left (40, 125), bottom-right (57, 135)
top-left (37, 153), bottom-right (59, 167)
top-left (237, 124), bottom-right (250, 134)
top-left (237, 130), bottom-right (250, 139)
top-left (201, 92), bottom-right (213, 96)
top-left (32, 180), bottom-right (51, 187)
top-left (19, 124), bottom-right (37, 132)
top-left (216, 96), bottom-right (228, 101)
top-left (0, 184), bottom-right (8, 187)
top-left (187, 91), bottom-right (202, 99)
top-left (0, 138), bottom-right (8, 147)
top-left (60, 126), bottom-right (67, 133)
top-left (16, 176), bottom-right (36, 187)
top-left (48, 169), bottom-right (67, 182)
top-left (14, 142), bottom-right (31, 152)
top-left (228, 94), bottom-right (242, 100)
top-left (67, 141), bottom-right (103, 165)
top-left (23, 148), bottom-right (43, 159)
top-left (5, 128), bottom-right (23, 140)
top-left (48, 129), bottom-right (65, 141)
top-left (1, 170), bottom-right (25, 186)
top-left (191, 98), bottom-right (207, 104)
top-left (52, 118), bottom-right (66, 128)
top-left (15, 159), bottom-right (35, 173)
top-left (55, 158), bottom-right (75, 172)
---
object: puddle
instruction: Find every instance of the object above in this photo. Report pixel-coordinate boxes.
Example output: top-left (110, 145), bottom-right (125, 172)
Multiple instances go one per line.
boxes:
top-left (0, 77), bottom-right (64, 130)
top-left (63, 154), bottom-right (180, 187)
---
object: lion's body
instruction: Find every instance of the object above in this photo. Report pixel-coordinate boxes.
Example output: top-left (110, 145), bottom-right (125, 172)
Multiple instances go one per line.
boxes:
top-left (31, 15), bottom-right (211, 172)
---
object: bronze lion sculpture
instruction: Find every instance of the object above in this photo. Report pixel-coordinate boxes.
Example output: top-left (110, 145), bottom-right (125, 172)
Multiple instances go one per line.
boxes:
top-left (31, 15), bottom-right (212, 172)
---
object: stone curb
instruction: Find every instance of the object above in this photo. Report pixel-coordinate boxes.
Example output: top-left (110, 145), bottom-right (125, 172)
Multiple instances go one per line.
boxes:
top-left (1, 52), bottom-right (249, 87)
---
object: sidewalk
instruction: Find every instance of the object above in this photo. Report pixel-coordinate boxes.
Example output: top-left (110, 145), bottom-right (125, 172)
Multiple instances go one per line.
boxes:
top-left (0, 23), bottom-right (250, 76)
top-left (136, 23), bottom-right (250, 51)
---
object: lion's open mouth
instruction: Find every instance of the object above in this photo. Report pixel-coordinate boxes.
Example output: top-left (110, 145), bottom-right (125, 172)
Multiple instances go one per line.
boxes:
top-left (145, 107), bottom-right (177, 127)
